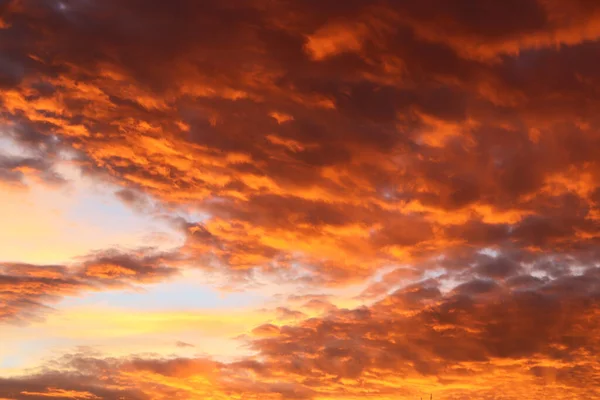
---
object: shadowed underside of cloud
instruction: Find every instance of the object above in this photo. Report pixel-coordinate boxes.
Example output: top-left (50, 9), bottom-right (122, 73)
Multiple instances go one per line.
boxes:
top-left (2, 0), bottom-right (600, 398)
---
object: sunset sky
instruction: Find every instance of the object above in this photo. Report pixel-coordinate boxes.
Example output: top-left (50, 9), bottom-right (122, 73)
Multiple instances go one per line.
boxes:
top-left (1, 0), bottom-right (600, 399)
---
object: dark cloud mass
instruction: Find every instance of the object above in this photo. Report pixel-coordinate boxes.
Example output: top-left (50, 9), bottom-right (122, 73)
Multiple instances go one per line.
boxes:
top-left (2, 0), bottom-right (600, 398)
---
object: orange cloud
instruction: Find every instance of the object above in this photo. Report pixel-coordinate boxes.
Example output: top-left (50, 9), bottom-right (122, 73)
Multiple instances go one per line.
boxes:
top-left (2, 265), bottom-right (600, 399)
top-left (2, 0), bottom-right (600, 398)
top-left (20, 388), bottom-right (100, 399)
top-left (0, 249), bottom-right (179, 324)
top-left (4, 0), bottom-right (600, 285)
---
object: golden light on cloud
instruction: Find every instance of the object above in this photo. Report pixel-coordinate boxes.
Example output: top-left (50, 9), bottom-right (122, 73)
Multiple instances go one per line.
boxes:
top-left (2, 0), bottom-right (600, 398)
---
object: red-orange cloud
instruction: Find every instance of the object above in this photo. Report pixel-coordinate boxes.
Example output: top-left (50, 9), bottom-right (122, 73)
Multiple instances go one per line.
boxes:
top-left (2, 0), bottom-right (600, 398)
top-left (0, 249), bottom-right (179, 324)
top-left (2, 265), bottom-right (600, 398)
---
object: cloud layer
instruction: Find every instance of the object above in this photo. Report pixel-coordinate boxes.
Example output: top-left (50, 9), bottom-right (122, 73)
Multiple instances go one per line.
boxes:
top-left (2, 265), bottom-right (599, 398)
top-left (2, 0), bottom-right (600, 398)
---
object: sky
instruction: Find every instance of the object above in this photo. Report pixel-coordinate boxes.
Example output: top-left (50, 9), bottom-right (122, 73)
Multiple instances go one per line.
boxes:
top-left (1, 0), bottom-right (600, 398)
